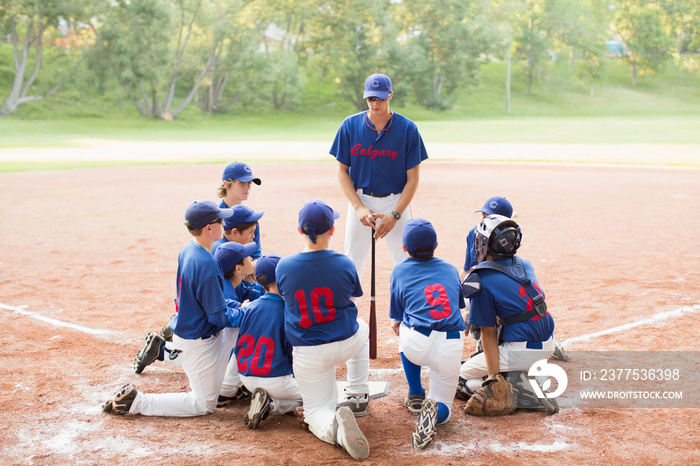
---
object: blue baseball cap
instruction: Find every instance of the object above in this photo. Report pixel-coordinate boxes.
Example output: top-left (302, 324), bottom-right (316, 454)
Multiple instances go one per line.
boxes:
top-left (221, 161), bottom-right (261, 185)
top-left (363, 73), bottom-right (392, 100)
top-left (402, 218), bottom-right (437, 256)
top-left (214, 241), bottom-right (257, 274)
top-left (223, 205), bottom-right (264, 231)
top-left (185, 200), bottom-right (234, 230)
top-left (255, 254), bottom-right (282, 286)
top-left (476, 196), bottom-right (513, 218)
top-left (298, 200), bottom-right (340, 236)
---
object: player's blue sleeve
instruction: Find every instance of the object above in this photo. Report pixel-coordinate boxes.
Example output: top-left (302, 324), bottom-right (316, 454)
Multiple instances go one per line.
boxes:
top-left (225, 303), bottom-right (248, 328)
top-left (404, 125), bottom-right (428, 171)
top-left (252, 224), bottom-right (262, 260)
top-left (467, 285), bottom-right (497, 327)
top-left (197, 276), bottom-right (236, 328)
top-left (464, 227), bottom-right (477, 271)
top-left (238, 281), bottom-right (265, 302)
top-left (388, 271), bottom-right (405, 321)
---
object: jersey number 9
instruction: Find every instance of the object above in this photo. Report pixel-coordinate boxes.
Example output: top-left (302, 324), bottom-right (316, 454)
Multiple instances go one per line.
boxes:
top-left (424, 284), bottom-right (451, 320)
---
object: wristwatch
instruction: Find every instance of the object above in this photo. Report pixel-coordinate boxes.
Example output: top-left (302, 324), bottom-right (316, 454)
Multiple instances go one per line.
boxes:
top-left (391, 210), bottom-right (401, 220)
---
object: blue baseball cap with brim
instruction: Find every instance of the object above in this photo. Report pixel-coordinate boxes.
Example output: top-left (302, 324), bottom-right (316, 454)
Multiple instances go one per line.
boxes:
top-left (185, 200), bottom-right (234, 229)
top-left (476, 196), bottom-right (513, 218)
top-left (223, 205), bottom-right (264, 231)
top-left (298, 200), bottom-right (339, 236)
top-left (363, 73), bottom-right (392, 100)
top-left (222, 161), bottom-right (261, 185)
top-left (402, 218), bottom-right (437, 256)
top-left (214, 241), bottom-right (257, 275)
top-left (255, 254), bottom-right (282, 286)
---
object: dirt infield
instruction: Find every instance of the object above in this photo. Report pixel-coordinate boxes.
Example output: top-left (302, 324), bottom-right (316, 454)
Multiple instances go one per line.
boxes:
top-left (1, 157), bottom-right (698, 464)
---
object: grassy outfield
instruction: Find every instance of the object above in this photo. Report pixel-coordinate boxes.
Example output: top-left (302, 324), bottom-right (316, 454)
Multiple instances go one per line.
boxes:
top-left (1, 60), bottom-right (698, 170)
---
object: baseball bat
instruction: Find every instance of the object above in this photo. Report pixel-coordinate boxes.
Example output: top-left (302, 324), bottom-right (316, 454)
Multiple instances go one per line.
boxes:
top-left (369, 228), bottom-right (377, 359)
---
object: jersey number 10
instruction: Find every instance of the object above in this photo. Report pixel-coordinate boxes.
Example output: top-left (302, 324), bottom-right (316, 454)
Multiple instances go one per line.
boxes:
top-left (295, 288), bottom-right (337, 328)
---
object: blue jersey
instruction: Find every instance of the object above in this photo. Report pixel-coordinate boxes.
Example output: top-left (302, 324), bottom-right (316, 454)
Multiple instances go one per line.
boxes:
top-left (390, 257), bottom-right (467, 332)
top-left (235, 293), bottom-right (294, 378)
top-left (218, 200), bottom-right (262, 260)
top-left (463, 226), bottom-right (477, 272)
top-left (467, 257), bottom-right (554, 342)
top-left (171, 241), bottom-right (239, 339)
top-left (276, 250), bottom-right (363, 347)
top-left (223, 278), bottom-right (265, 305)
top-left (330, 111), bottom-right (428, 195)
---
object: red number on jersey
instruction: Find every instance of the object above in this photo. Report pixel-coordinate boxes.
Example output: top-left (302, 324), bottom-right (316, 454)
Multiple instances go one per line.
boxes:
top-left (237, 334), bottom-right (275, 376)
top-left (295, 288), bottom-right (337, 328)
top-left (237, 334), bottom-right (255, 372)
top-left (424, 283), bottom-right (452, 320)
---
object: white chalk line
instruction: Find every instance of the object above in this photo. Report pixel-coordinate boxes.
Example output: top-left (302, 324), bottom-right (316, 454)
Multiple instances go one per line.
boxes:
top-left (561, 304), bottom-right (700, 347)
top-left (0, 302), bottom-right (114, 336)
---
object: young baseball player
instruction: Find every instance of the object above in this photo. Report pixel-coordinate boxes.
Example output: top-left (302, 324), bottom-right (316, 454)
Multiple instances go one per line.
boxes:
top-left (211, 204), bottom-right (264, 256)
top-left (459, 196), bottom-right (513, 282)
top-left (103, 200), bottom-right (248, 417)
top-left (331, 72), bottom-right (428, 282)
top-left (132, 207), bottom-right (264, 377)
top-left (213, 241), bottom-right (261, 406)
top-left (218, 161), bottom-right (263, 259)
top-left (235, 254), bottom-right (303, 430)
top-left (458, 215), bottom-right (558, 414)
top-left (458, 197), bottom-right (568, 362)
top-left (275, 200), bottom-right (371, 460)
top-left (389, 219), bottom-right (466, 450)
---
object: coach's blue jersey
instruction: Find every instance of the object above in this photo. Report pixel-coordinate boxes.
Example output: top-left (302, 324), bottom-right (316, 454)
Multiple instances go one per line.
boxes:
top-left (172, 241), bottom-right (231, 339)
top-left (218, 200), bottom-right (262, 260)
top-left (330, 111), bottom-right (428, 195)
top-left (463, 226), bottom-right (478, 272)
top-left (276, 250), bottom-right (363, 346)
top-left (235, 293), bottom-right (293, 378)
top-left (223, 278), bottom-right (265, 305)
top-left (390, 257), bottom-right (467, 332)
top-left (468, 257), bottom-right (554, 342)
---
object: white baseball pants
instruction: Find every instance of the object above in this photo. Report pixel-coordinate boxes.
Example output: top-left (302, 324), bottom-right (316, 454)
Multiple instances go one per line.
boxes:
top-left (129, 327), bottom-right (237, 417)
top-left (292, 319), bottom-right (370, 444)
top-left (240, 374), bottom-right (303, 415)
top-left (344, 191), bottom-right (410, 282)
top-left (400, 324), bottom-right (463, 412)
top-left (460, 336), bottom-right (555, 391)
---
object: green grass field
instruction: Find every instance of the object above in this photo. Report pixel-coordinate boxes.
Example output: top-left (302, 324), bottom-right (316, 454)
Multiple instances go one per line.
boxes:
top-left (1, 60), bottom-right (699, 166)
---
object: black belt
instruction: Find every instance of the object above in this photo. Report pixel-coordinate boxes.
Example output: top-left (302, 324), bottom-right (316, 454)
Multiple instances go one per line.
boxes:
top-left (360, 189), bottom-right (398, 198)
top-left (526, 341), bottom-right (543, 349)
top-left (414, 327), bottom-right (460, 340)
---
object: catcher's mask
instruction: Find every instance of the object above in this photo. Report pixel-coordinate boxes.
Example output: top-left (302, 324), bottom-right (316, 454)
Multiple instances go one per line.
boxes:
top-left (474, 214), bottom-right (522, 263)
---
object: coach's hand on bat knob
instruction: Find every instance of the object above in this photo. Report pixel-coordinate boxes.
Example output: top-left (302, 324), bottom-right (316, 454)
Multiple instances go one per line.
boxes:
top-left (373, 214), bottom-right (397, 239)
top-left (356, 206), bottom-right (377, 228)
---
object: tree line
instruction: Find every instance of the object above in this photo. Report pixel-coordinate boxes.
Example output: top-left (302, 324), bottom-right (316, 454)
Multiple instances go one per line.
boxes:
top-left (1, 0), bottom-right (698, 118)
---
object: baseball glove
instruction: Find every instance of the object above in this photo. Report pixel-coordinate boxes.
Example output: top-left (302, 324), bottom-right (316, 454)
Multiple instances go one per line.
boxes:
top-left (464, 374), bottom-right (518, 416)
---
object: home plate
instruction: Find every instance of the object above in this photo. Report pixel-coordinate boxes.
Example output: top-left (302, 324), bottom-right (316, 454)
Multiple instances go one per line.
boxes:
top-left (336, 381), bottom-right (391, 406)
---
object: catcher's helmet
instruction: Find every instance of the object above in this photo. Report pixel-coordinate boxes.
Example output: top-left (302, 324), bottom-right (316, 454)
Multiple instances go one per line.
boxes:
top-left (474, 214), bottom-right (522, 263)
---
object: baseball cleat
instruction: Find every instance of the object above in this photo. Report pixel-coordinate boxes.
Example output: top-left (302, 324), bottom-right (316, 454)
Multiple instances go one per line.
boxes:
top-left (160, 319), bottom-right (174, 342)
top-left (514, 372), bottom-right (559, 415)
top-left (134, 332), bottom-right (166, 374)
top-left (455, 377), bottom-right (473, 401)
top-left (103, 384), bottom-right (137, 415)
top-left (335, 406), bottom-right (370, 460)
top-left (550, 341), bottom-right (570, 362)
top-left (403, 392), bottom-right (425, 414)
top-left (412, 399), bottom-right (437, 450)
top-left (244, 388), bottom-right (271, 430)
top-left (217, 386), bottom-right (252, 408)
top-left (345, 393), bottom-right (369, 417)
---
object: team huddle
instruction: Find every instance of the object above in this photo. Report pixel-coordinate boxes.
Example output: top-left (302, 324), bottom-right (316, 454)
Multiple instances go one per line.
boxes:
top-left (103, 73), bottom-right (565, 460)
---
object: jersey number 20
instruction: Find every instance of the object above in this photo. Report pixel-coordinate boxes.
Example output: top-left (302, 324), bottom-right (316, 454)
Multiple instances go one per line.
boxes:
top-left (424, 284), bottom-right (451, 320)
top-left (295, 288), bottom-right (336, 328)
top-left (237, 335), bottom-right (275, 376)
